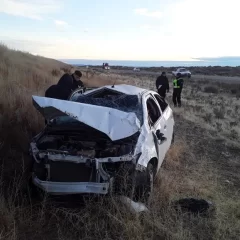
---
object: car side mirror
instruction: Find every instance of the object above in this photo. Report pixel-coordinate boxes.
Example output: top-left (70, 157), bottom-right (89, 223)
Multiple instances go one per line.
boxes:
top-left (156, 129), bottom-right (167, 143)
top-left (156, 129), bottom-right (163, 139)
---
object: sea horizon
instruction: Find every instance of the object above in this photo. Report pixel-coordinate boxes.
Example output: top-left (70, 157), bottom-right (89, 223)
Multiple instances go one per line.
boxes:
top-left (60, 57), bottom-right (240, 68)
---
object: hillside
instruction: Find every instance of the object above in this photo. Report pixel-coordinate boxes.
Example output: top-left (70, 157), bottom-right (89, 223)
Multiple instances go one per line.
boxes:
top-left (0, 45), bottom-right (239, 240)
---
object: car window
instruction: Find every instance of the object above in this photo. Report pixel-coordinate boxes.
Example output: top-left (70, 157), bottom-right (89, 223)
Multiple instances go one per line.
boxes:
top-left (146, 97), bottom-right (161, 126)
top-left (154, 94), bottom-right (168, 112)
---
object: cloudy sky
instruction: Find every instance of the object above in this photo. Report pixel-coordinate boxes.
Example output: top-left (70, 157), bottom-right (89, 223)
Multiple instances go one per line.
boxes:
top-left (0, 0), bottom-right (239, 60)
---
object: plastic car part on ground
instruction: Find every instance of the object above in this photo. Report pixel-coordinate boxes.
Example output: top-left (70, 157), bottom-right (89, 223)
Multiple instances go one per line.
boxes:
top-left (173, 198), bottom-right (215, 216)
top-left (119, 196), bottom-right (149, 213)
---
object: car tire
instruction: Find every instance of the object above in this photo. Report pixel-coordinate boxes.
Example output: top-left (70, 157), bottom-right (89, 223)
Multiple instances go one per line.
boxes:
top-left (133, 163), bottom-right (154, 203)
top-left (27, 176), bottom-right (47, 201)
top-left (171, 131), bottom-right (175, 145)
top-left (114, 162), bottom-right (154, 203)
top-left (188, 74), bottom-right (191, 78)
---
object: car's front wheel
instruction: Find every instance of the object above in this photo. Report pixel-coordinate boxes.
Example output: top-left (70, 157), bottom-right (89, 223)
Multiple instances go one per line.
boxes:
top-left (133, 163), bottom-right (154, 203)
top-left (171, 131), bottom-right (175, 145)
top-left (115, 162), bottom-right (154, 203)
top-left (27, 176), bottom-right (48, 201)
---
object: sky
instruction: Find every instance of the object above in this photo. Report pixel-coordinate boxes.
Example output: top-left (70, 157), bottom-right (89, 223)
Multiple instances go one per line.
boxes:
top-left (0, 0), bottom-right (239, 61)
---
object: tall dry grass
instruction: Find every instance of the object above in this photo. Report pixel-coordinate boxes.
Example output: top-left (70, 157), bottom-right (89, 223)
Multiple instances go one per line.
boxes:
top-left (0, 45), bottom-right (239, 239)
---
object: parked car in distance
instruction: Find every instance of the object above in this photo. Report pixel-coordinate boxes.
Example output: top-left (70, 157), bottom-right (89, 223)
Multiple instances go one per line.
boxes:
top-left (172, 68), bottom-right (191, 78)
top-left (30, 84), bottom-right (175, 202)
top-left (133, 67), bottom-right (140, 71)
top-left (103, 63), bottom-right (110, 70)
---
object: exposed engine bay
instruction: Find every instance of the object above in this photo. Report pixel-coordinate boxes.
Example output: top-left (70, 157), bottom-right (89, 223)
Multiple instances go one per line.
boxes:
top-left (36, 134), bottom-right (134, 158)
top-left (30, 130), bottom-right (139, 195)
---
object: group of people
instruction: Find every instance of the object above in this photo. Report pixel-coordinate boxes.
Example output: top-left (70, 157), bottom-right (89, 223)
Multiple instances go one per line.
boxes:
top-left (45, 69), bottom-right (183, 108)
top-left (45, 70), bottom-right (84, 100)
top-left (156, 72), bottom-right (184, 107)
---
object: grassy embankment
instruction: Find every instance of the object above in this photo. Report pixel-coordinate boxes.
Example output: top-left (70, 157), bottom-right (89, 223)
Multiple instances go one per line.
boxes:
top-left (0, 44), bottom-right (239, 240)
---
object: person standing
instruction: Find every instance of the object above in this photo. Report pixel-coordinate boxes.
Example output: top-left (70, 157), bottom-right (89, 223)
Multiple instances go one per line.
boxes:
top-left (156, 72), bottom-right (169, 99)
top-left (172, 73), bottom-right (184, 107)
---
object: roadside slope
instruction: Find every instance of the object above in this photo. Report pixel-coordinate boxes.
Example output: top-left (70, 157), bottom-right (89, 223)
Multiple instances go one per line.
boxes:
top-left (0, 47), bottom-right (239, 240)
top-left (0, 45), bottom-right (72, 187)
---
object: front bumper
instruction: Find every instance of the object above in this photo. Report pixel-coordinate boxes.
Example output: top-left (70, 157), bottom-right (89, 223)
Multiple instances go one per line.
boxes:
top-left (33, 175), bottom-right (109, 195)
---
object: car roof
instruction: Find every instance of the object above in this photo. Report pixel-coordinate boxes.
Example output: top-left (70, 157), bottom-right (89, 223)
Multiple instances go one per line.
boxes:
top-left (84, 84), bottom-right (148, 96)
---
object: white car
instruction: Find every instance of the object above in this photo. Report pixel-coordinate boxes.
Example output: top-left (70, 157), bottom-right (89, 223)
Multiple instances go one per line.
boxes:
top-left (30, 85), bottom-right (175, 201)
top-left (133, 68), bottom-right (140, 71)
top-left (172, 68), bottom-right (191, 78)
top-left (103, 63), bottom-right (110, 70)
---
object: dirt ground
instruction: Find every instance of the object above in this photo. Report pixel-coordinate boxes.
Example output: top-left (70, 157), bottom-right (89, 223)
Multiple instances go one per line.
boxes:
top-left (1, 45), bottom-right (240, 239)
top-left (78, 70), bottom-right (240, 239)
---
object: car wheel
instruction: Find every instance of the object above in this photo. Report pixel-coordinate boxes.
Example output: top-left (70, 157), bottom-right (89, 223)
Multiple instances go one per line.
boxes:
top-left (171, 131), bottom-right (175, 145)
top-left (188, 74), bottom-right (191, 78)
top-left (27, 176), bottom-right (47, 201)
top-left (133, 163), bottom-right (154, 203)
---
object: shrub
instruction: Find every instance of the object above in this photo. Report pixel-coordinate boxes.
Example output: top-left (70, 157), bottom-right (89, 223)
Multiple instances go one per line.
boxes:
top-left (236, 92), bottom-right (240, 99)
top-left (230, 129), bottom-right (238, 139)
top-left (213, 108), bottom-right (225, 119)
top-left (51, 68), bottom-right (61, 76)
top-left (230, 121), bottom-right (238, 127)
top-left (231, 89), bottom-right (237, 94)
top-left (203, 113), bottom-right (212, 123)
top-left (60, 67), bottom-right (71, 73)
top-left (204, 85), bottom-right (219, 94)
top-left (201, 79), bottom-right (210, 84)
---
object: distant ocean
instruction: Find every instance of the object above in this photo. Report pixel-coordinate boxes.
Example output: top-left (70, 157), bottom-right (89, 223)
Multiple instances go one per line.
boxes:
top-left (60, 57), bottom-right (240, 67)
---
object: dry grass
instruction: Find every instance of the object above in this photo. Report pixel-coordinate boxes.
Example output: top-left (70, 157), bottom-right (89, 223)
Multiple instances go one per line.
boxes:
top-left (0, 45), bottom-right (239, 239)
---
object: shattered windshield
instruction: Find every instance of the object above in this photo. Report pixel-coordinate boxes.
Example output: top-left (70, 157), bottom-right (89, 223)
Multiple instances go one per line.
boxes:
top-left (73, 93), bottom-right (143, 125)
top-left (52, 89), bottom-right (143, 126)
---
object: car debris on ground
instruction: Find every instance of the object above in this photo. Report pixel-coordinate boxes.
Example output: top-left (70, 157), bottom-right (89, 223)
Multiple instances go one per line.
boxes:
top-left (118, 196), bottom-right (149, 213)
top-left (172, 198), bottom-right (215, 216)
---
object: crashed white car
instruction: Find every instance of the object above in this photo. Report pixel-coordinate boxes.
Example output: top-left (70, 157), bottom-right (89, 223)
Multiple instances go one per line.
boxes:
top-left (30, 85), bottom-right (174, 201)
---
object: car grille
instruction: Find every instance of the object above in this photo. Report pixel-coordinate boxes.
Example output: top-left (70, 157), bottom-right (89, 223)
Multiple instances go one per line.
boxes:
top-left (49, 162), bottom-right (97, 182)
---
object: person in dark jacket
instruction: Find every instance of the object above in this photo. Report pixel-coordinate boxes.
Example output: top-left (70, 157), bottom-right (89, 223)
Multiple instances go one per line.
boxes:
top-left (45, 73), bottom-right (73, 100)
top-left (156, 72), bottom-right (169, 99)
top-left (172, 73), bottom-right (184, 107)
top-left (71, 70), bottom-right (84, 90)
top-left (44, 70), bottom-right (84, 124)
top-left (45, 70), bottom-right (84, 101)
top-left (58, 70), bottom-right (84, 92)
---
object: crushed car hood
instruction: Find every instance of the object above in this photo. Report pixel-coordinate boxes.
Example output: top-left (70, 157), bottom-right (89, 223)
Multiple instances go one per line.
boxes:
top-left (32, 96), bottom-right (141, 141)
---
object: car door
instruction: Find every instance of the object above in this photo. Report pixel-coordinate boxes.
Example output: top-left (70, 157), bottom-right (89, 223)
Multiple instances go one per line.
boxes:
top-left (153, 93), bottom-right (174, 151)
top-left (145, 94), bottom-right (168, 169)
top-left (181, 68), bottom-right (187, 76)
